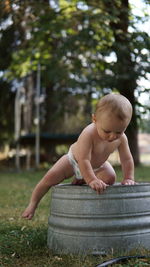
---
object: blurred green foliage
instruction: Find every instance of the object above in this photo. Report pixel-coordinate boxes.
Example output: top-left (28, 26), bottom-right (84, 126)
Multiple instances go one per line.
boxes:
top-left (0, 0), bottom-right (150, 164)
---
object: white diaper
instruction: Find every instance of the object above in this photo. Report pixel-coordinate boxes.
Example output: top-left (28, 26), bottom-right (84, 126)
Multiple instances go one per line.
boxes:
top-left (67, 147), bottom-right (101, 180)
top-left (67, 148), bottom-right (83, 179)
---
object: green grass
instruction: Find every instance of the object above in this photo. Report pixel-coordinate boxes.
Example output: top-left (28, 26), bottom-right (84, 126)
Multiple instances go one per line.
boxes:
top-left (0, 166), bottom-right (150, 266)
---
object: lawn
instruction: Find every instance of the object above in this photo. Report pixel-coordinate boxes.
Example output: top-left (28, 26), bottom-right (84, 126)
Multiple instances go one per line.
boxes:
top-left (0, 166), bottom-right (150, 266)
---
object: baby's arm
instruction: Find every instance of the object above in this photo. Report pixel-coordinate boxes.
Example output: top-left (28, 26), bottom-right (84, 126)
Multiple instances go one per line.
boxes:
top-left (118, 134), bottom-right (135, 185)
top-left (76, 129), bottom-right (108, 193)
top-left (78, 156), bottom-right (108, 193)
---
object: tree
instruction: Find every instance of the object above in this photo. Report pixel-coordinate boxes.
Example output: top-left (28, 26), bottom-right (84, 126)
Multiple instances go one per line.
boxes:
top-left (100, 0), bottom-right (150, 165)
top-left (111, 0), bottom-right (140, 165)
top-left (0, 1), bottom-right (17, 144)
top-left (0, 81), bottom-right (15, 144)
top-left (0, 0), bottom-right (150, 165)
top-left (4, 0), bottom-right (115, 133)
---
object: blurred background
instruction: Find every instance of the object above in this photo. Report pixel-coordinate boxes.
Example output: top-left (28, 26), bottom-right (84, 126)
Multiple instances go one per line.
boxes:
top-left (0, 0), bottom-right (150, 170)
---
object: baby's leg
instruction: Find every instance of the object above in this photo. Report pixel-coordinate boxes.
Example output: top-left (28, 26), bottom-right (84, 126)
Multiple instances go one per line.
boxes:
top-left (43, 154), bottom-right (74, 186)
top-left (95, 161), bottom-right (116, 185)
top-left (22, 155), bottom-right (74, 219)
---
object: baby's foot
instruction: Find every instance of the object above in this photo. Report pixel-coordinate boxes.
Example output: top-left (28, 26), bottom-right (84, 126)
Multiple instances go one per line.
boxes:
top-left (72, 178), bottom-right (86, 185)
top-left (22, 204), bottom-right (36, 220)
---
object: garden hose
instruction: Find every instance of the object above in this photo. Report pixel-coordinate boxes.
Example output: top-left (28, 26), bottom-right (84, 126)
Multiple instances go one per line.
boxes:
top-left (95, 255), bottom-right (150, 267)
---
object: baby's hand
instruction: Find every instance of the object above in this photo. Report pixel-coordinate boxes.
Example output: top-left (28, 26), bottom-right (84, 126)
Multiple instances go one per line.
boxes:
top-left (22, 204), bottom-right (36, 220)
top-left (89, 179), bottom-right (108, 194)
top-left (121, 179), bottom-right (136, 185)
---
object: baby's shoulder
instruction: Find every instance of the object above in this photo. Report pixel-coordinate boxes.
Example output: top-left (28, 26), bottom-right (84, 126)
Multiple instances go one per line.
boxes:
top-left (81, 123), bottom-right (95, 135)
top-left (79, 123), bottom-right (95, 140)
top-left (119, 133), bottom-right (128, 145)
top-left (121, 133), bottom-right (127, 140)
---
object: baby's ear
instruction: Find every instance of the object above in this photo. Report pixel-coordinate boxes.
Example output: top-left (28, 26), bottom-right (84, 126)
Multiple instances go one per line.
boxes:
top-left (92, 114), bottom-right (96, 123)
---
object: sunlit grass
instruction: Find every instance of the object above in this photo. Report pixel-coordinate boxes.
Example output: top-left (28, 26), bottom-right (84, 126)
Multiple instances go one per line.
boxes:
top-left (0, 167), bottom-right (150, 266)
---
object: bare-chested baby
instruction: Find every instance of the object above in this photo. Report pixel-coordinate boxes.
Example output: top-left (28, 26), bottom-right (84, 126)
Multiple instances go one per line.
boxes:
top-left (22, 94), bottom-right (135, 220)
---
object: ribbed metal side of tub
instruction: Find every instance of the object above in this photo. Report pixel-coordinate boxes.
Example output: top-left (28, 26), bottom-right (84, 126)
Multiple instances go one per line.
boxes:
top-left (47, 183), bottom-right (150, 254)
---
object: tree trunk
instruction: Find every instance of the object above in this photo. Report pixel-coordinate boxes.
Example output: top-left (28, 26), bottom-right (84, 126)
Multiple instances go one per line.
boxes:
top-left (24, 75), bottom-right (34, 133)
top-left (107, 0), bottom-right (140, 165)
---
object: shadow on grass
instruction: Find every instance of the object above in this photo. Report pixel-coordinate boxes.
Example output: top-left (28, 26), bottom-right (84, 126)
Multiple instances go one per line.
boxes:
top-left (0, 223), bottom-right (50, 266)
top-left (0, 224), bottom-right (47, 252)
top-left (1, 223), bottom-right (150, 267)
top-left (0, 223), bottom-right (102, 267)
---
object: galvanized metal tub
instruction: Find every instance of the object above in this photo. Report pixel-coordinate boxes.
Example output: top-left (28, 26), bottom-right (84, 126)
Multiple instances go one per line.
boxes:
top-left (47, 183), bottom-right (150, 254)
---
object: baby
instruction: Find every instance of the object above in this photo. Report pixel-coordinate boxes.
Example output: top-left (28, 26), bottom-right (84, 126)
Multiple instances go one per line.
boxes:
top-left (22, 93), bottom-right (135, 220)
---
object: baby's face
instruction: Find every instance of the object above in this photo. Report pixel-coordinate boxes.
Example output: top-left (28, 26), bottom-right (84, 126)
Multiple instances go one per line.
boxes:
top-left (93, 112), bottom-right (129, 142)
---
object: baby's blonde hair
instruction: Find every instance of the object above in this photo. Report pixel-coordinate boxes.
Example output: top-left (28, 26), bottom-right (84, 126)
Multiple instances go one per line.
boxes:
top-left (95, 94), bottom-right (132, 121)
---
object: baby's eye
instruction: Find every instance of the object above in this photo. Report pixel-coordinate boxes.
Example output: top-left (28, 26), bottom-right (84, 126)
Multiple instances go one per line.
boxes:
top-left (103, 130), bottom-right (111, 134)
